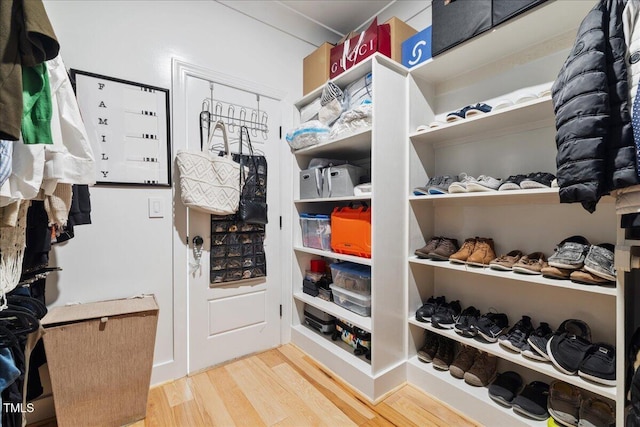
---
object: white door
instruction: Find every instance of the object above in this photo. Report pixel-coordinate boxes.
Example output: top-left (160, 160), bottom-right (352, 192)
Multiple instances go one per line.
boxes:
top-left (175, 63), bottom-right (283, 373)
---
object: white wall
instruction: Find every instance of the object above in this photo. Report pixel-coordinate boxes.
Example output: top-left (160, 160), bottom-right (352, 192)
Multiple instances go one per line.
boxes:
top-left (42, 0), bottom-right (315, 384)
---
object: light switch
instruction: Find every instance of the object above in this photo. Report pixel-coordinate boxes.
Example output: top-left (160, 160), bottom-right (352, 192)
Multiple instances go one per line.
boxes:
top-left (148, 197), bottom-right (164, 218)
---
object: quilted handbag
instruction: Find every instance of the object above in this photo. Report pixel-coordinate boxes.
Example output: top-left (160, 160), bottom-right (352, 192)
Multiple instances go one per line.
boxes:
top-left (176, 121), bottom-right (242, 215)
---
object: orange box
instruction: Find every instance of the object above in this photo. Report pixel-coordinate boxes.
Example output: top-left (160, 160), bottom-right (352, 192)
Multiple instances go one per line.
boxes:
top-left (331, 205), bottom-right (371, 258)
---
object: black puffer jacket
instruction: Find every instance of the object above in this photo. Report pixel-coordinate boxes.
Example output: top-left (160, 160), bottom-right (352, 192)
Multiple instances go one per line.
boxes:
top-left (552, 0), bottom-right (638, 213)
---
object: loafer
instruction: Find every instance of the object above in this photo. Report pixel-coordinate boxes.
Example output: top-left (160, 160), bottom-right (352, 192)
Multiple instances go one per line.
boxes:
top-left (513, 252), bottom-right (548, 275)
top-left (541, 265), bottom-right (573, 280)
top-left (570, 269), bottom-right (615, 286)
top-left (583, 243), bottom-right (616, 282)
top-left (548, 236), bottom-right (591, 270)
top-left (490, 250), bottom-right (524, 271)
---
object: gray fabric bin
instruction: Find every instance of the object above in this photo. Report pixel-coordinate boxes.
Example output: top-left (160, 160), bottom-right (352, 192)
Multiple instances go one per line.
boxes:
top-left (323, 164), bottom-right (366, 198)
top-left (299, 168), bottom-right (324, 199)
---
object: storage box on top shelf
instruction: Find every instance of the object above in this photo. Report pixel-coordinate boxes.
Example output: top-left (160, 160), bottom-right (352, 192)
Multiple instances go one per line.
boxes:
top-left (431, 0), bottom-right (492, 56)
top-left (402, 26), bottom-right (432, 68)
top-left (329, 17), bottom-right (416, 78)
top-left (493, 0), bottom-right (548, 26)
top-left (41, 295), bottom-right (159, 427)
top-left (303, 42), bottom-right (333, 95)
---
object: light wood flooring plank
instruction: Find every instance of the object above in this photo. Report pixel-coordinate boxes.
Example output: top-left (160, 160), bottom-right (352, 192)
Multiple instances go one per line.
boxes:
top-left (144, 386), bottom-right (176, 427)
top-left (398, 384), bottom-right (482, 427)
top-left (188, 372), bottom-right (235, 426)
top-left (256, 348), bottom-right (287, 368)
top-left (386, 395), bottom-right (449, 427)
top-left (206, 366), bottom-right (266, 427)
top-left (359, 416), bottom-right (396, 427)
top-left (162, 376), bottom-right (193, 407)
top-left (173, 399), bottom-right (206, 427)
top-left (277, 344), bottom-right (376, 422)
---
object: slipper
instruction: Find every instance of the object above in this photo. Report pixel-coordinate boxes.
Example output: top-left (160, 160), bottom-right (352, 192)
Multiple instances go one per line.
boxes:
top-left (515, 92), bottom-right (538, 104)
top-left (492, 99), bottom-right (515, 111)
top-left (488, 371), bottom-right (524, 407)
top-left (446, 106), bottom-right (471, 122)
top-left (416, 124), bottom-right (429, 132)
top-left (429, 120), bottom-right (446, 128)
top-left (464, 102), bottom-right (492, 118)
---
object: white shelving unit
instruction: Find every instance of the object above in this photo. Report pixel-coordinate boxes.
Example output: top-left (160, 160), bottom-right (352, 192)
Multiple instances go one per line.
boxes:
top-left (288, 54), bottom-right (408, 402)
top-left (404, 1), bottom-right (624, 425)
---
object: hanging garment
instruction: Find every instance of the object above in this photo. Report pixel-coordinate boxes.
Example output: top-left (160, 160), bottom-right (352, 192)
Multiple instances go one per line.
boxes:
top-left (43, 183), bottom-right (72, 230)
top-left (0, 141), bottom-right (13, 187)
top-left (21, 63), bottom-right (53, 145)
top-left (0, 200), bottom-right (29, 302)
top-left (0, 0), bottom-right (59, 141)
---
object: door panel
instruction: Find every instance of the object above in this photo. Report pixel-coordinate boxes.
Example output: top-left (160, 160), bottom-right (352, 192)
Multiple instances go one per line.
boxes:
top-left (178, 68), bottom-right (282, 374)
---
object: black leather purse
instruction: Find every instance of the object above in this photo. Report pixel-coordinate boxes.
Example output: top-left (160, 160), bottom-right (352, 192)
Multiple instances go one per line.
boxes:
top-left (238, 126), bottom-right (268, 225)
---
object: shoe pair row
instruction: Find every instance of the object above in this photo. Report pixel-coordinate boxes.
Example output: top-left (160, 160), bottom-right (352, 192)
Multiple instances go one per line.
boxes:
top-left (415, 296), bottom-right (509, 343)
top-left (417, 332), bottom-right (498, 387)
top-left (446, 102), bottom-right (492, 122)
top-left (489, 372), bottom-right (550, 421)
top-left (415, 236), bottom-right (496, 266)
top-left (544, 236), bottom-right (616, 284)
top-left (413, 172), bottom-right (557, 195)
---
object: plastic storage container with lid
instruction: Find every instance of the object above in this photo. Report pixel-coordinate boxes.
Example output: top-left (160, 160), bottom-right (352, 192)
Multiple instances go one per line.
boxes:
top-left (330, 284), bottom-right (371, 317)
top-left (300, 213), bottom-right (331, 250)
top-left (329, 262), bottom-right (371, 295)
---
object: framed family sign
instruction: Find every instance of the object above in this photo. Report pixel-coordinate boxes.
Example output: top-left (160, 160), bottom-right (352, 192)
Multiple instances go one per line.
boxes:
top-left (71, 69), bottom-right (171, 186)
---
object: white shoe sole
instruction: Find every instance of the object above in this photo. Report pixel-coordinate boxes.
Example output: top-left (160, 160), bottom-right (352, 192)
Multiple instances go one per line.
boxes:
top-left (498, 340), bottom-right (522, 353)
top-left (546, 337), bottom-right (578, 375)
top-left (512, 267), bottom-right (542, 275)
top-left (488, 394), bottom-right (513, 407)
top-left (548, 261), bottom-right (582, 270)
top-left (520, 181), bottom-right (550, 189)
top-left (489, 264), bottom-right (512, 271)
top-left (466, 183), bottom-right (497, 192)
top-left (512, 404), bottom-right (549, 421)
top-left (547, 407), bottom-right (578, 427)
top-left (521, 350), bottom-right (549, 362)
top-left (584, 265), bottom-right (616, 282)
top-left (527, 340), bottom-right (551, 361)
top-left (448, 184), bottom-right (468, 193)
top-left (577, 370), bottom-right (616, 386)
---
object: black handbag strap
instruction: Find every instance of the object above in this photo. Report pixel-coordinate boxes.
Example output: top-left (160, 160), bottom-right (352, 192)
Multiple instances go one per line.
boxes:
top-left (239, 126), bottom-right (263, 191)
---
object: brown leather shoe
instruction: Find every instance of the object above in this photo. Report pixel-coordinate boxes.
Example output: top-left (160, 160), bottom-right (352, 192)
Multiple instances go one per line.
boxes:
top-left (466, 238), bottom-right (496, 267)
top-left (489, 250), bottom-right (523, 271)
top-left (449, 345), bottom-right (479, 379)
top-left (541, 265), bottom-right (572, 280)
top-left (449, 237), bottom-right (477, 264)
top-left (570, 269), bottom-right (615, 286)
top-left (415, 237), bottom-right (441, 259)
top-left (512, 252), bottom-right (548, 275)
top-left (464, 352), bottom-right (497, 386)
top-left (429, 237), bottom-right (459, 261)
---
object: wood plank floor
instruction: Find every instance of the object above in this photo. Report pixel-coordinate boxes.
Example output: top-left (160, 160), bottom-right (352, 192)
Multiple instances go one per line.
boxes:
top-left (131, 344), bottom-right (481, 427)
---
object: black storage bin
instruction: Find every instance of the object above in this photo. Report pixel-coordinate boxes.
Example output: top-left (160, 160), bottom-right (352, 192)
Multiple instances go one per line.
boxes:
top-left (492, 0), bottom-right (547, 26)
top-left (431, 0), bottom-right (492, 56)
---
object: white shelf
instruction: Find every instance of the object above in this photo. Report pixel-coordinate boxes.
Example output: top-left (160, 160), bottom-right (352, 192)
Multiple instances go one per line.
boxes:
top-left (407, 357), bottom-right (546, 427)
top-left (408, 257), bottom-right (616, 297)
top-left (409, 0), bottom-right (595, 84)
top-left (291, 128), bottom-right (371, 160)
top-left (294, 246), bottom-right (372, 266)
top-left (294, 292), bottom-right (372, 333)
top-left (292, 325), bottom-right (371, 371)
top-left (410, 96), bottom-right (554, 147)
top-left (295, 195), bottom-right (371, 204)
top-left (295, 53), bottom-right (408, 109)
top-left (409, 187), bottom-right (560, 206)
top-left (408, 317), bottom-right (616, 401)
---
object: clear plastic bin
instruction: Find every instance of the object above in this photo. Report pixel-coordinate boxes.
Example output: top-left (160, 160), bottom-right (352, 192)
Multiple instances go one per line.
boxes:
top-left (330, 284), bottom-right (371, 317)
top-left (330, 262), bottom-right (371, 295)
top-left (300, 214), bottom-right (331, 250)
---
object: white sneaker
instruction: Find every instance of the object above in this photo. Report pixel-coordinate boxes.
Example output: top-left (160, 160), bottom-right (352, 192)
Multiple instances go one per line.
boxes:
top-left (466, 175), bottom-right (502, 192)
top-left (448, 173), bottom-right (476, 193)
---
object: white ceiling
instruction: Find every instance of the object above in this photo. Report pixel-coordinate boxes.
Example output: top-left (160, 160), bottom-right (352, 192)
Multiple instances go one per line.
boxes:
top-left (278, 0), bottom-right (395, 36)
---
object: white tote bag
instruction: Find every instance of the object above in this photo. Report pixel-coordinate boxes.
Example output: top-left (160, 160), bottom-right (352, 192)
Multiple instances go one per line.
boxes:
top-left (176, 121), bottom-right (242, 215)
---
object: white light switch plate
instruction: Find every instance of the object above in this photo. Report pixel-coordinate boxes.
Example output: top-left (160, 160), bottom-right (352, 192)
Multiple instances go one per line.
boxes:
top-left (148, 197), bottom-right (164, 218)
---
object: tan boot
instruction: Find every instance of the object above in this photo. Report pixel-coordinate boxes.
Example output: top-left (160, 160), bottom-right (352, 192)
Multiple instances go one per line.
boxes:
top-left (466, 238), bottom-right (496, 267)
top-left (449, 237), bottom-right (477, 264)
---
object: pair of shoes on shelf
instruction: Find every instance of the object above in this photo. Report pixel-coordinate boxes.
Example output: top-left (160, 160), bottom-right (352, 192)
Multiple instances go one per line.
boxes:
top-left (453, 308), bottom-right (509, 343)
top-left (450, 237), bottom-right (496, 266)
top-left (489, 371), bottom-right (550, 421)
top-left (449, 173), bottom-right (502, 193)
top-left (417, 331), bottom-right (457, 371)
top-left (449, 345), bottom-right (498, 386)
top-left (446, 103), bottom-right (493, 122)
top-left (545, 319), bottom-right (616, 386)
top-left (543, 236), bottom-right (616, 285)
top-left (414, 237), bottom-right (459, 260)
top-left (499, 172), bottom-right (557, 191)
top-left (415, 296), bottom-right (462, 327)
top-left (490, 250), bottom-right (549, 274)
top-left (548, 381), bottom-right (614, 427)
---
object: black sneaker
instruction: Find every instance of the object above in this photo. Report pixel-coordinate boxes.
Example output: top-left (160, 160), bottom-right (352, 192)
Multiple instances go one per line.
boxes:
top-left (548, 332), bottom-right (593, 375)
top-left (488, 371), bottom-right (523, 407)
top-left (474, 312), bottom-right (509, 343)
top-left (498, 174), bottom-right (528, 191)
top-left (578, 343), bottom-right (616, 386)
top-left (511, 381), bottom-right (550, 421)
top-left (520, 172), bottom-right (556, 189)
top-left (431, 300), bottom-right (462, 329)
top-left (417, 330), bottom-right (440, 363)
top-left (498, 315), bottom-right (534, 353)
top-left (455, 306), bottom-right (481, 338)
top-left (432, 337), bottom-right (456, 371)
top-left (415, 296), bottom-right (445, 323)
top-left (523, 322), bottom-right (554, 362)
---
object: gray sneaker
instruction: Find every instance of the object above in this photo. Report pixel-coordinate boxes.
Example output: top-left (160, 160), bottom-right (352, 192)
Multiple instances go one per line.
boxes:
top-left (466, 175), bottom-right (502, 192)
top-left (583, 243), bottom-right (616, 282)
top-left (448, 173), bottom-right (476, 193)
top-left (547, 235), bottom-right (591, 270)
top-left (428, 175), bottom-right (459, 195)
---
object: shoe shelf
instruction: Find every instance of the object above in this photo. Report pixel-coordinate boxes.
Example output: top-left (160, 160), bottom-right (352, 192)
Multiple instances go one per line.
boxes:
top-left (406, 357), bottom-right (547, 427)
top-left (408, 1), bottom-right (595, 85)
top-left (294, 195), bottom-right (371, 204)
top-left (408, 257), bottom-right (617, 297)
top-left (410, 96), bottom-right (554, 147)
top-left (408, 317), bottom-right (616, 401)
top-left (294, 292), bottom-right (372, 332)
top-left (292, 128), bottom-right (371, 160)
top-left (409, 187), bottom-right (560, 206)
top-left (291, 324), bottom-right (371, 372)
top-left (294, 246), bottom-right (372, 266)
